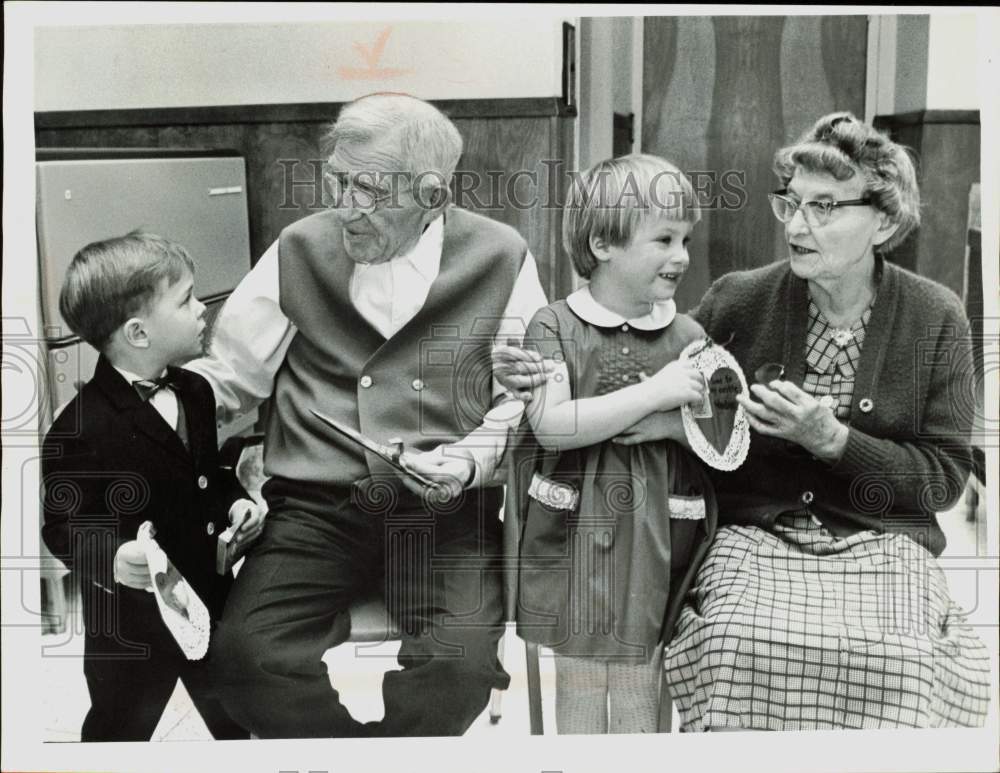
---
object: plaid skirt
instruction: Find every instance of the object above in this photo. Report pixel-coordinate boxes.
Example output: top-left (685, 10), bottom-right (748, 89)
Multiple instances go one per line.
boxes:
top-left (664, 514), bottom-right (992, 730)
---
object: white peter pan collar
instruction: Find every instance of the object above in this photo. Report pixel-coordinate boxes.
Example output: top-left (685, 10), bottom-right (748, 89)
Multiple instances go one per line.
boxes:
top-left (566, 285), bottom-right (677, 330)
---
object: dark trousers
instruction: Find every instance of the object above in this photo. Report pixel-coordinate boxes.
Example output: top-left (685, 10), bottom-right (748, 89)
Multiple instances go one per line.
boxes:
top-left (78, 582), bottom-right (247, 742)
top-left (82, 656), bottom-right (248, 742)
top-left (211, 479), bottom-right (510, 738)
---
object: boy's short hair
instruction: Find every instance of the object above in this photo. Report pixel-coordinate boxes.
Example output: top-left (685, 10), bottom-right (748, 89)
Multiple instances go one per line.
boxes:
top-left (562, 154), bottom-right (701, 279)
top-left (58, 231), bottom-right (195, 351)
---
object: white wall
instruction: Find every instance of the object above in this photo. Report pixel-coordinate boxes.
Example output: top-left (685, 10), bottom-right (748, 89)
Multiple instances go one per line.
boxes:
top-left (868, 11), bottom-right (984, 115)
top-left (35, 19), bottom-right (565, 111)
top-left (577, 16), bottom-right (641, 171)
top-left (926, 13), bottom-right (981, 110)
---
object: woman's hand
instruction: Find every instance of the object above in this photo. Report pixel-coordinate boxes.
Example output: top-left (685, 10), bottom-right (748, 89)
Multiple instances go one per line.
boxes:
top-left (613, 409), bottom-right (686, 446)
top-left (644, 359), bottom-right (706, 412)
top-left (737, 380), bottom-right (848, 462)
top-left (492, 344), bottom-right (556, 402)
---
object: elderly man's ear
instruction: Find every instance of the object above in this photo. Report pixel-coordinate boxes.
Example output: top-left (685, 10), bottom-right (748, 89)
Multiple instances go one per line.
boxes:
top-left (416, 178), bottom-right (452, 214)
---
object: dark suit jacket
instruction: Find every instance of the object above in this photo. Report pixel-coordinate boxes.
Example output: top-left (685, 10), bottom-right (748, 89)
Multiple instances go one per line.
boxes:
top-left (41, 355), bottom-right (247, 679)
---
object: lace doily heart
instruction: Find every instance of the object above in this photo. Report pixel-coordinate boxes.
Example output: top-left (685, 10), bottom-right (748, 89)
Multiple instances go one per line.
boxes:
top-left (698, 367), bottom-right (741, 454)
top-left (680, 340), bottom-right (751, 471)
top-left (138, 521), bottom-right (211, 660)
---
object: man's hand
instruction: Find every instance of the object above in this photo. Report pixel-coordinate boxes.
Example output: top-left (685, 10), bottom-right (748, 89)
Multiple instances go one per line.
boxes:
top-left (113, 540), bottom-right (151, 590)
top-left (737, 380), bottom-right (848, 463)
top-left (228, 498), bottom-right (266, 548)
top-left (398, 447), bottom-right (475, 503)
top-left (492, 344), bottom-right (556, 402)
top-left (613, 410), bottom-right (686, 447)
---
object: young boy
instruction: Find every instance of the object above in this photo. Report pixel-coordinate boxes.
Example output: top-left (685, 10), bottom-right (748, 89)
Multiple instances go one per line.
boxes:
top-left (41, 231), bottom-right (264, 741)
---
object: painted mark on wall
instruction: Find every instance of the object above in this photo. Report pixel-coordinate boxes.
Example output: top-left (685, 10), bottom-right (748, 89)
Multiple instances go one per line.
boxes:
top-left (338, 26), bottom-right (413, 81)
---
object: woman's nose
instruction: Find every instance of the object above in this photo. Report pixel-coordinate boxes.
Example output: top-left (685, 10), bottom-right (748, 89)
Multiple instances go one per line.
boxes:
top-left (786, 206), bottom-right (811, 235)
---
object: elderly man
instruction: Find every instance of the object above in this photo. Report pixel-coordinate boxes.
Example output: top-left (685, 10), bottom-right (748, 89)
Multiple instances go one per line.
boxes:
top-left (188, 93), bottom-right (547, 737)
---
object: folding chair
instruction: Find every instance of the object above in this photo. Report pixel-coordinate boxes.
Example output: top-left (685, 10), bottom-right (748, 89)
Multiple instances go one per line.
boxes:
top-left (501, 449), bottom-right (674, 734)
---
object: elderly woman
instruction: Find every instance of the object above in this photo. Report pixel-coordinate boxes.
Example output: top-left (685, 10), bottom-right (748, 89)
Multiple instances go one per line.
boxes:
top-left (497, 112), bottom-right (991, 730)
top-left (654, 112), bottom-right (992, 731)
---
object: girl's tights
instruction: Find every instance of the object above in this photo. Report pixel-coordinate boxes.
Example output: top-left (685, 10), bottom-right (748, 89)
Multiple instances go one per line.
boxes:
top-left (554, 650), bottom-right (662, 734)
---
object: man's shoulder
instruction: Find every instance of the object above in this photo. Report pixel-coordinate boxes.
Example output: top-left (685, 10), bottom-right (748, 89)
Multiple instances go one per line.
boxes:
top-left (445, 207), bottom-right (527, 249)
top-left (280, 209), bottom-right (340, 241)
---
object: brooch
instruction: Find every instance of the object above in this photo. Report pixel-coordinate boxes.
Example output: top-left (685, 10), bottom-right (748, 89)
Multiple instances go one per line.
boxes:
top-left (831, 328), bottom-right (855, 347)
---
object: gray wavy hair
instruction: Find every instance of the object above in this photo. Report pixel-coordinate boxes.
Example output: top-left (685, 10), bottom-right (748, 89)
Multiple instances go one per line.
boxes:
top-left (773, 112), bottom-right (920, 253)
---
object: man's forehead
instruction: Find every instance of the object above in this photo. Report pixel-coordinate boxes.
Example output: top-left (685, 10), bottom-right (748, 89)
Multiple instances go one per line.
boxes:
top-left (329, 138), bottom-right (403, 176)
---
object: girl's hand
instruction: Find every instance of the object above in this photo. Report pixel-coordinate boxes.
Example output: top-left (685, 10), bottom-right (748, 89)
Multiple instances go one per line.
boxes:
top-left (644, 359), bottom-right (705, 412)
top-left (613, 410), bottom-right (685, 446)
top-left (737, 380), bottom-right (848, 462)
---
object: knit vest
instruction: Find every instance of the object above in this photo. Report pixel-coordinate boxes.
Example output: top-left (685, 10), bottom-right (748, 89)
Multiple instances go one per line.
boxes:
top-left (265, 207), bottom-right (527, 492)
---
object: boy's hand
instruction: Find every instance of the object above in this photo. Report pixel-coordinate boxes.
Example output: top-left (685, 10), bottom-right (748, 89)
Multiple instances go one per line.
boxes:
top-left (644, 360), bottom-right (706, 412)
top-left (228, 498), bottom-right (266, 547)
top-left (113, 540), bottom-right (151, 590)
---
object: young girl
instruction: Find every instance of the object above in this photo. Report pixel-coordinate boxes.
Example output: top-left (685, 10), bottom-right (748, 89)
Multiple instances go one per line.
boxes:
top-left (515, 154), bottom-right (718, 734)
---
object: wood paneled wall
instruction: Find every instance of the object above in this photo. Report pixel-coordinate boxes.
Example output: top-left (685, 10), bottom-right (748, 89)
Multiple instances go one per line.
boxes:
top-left (642, 15), bottom-right (868, 311)
top-left (35, 98), bottom-right (576, 302)
top-left (874, 110), bottom-right (980, 299)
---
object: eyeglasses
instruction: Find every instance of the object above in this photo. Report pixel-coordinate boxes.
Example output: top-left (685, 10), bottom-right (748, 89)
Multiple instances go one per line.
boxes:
top-left (768, 189), bottom-right (872, 228)
top-left (324, 171), bottom-right (411, 213)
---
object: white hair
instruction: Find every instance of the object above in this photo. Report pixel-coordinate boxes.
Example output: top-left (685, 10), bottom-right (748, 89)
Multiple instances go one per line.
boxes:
top-left (322, 93), bottom-right (463, 189)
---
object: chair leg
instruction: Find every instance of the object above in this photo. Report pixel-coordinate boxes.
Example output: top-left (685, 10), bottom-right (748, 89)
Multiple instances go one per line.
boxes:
top-left (489, 635), bottom-right (505, 724)
top-left (41, 573), bottom-right (68, 635)
top-left (657, 666), bottom-right (673, 733)
top-left (525, 641), bottom-right (543, 734)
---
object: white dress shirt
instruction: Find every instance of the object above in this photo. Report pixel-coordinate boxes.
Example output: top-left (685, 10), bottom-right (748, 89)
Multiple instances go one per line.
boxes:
top-left (186, 212), bottom-right (548, 485)
top-left (349, 215), bottom-right (445, 338)
top-left (114, 365), bottom-right (179, 431)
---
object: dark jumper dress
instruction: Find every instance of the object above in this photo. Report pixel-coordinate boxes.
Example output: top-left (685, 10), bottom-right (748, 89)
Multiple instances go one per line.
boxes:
top-left (514, 296), bottom-right (718, 661)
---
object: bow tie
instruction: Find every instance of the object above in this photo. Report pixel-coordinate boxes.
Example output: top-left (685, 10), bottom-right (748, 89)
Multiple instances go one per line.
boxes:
top-left (133, 375), bottom-right (180, 401)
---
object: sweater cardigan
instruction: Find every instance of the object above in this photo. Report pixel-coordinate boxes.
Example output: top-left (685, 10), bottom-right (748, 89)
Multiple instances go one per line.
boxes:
top-left (692, 257), bottom-right (974, 557)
